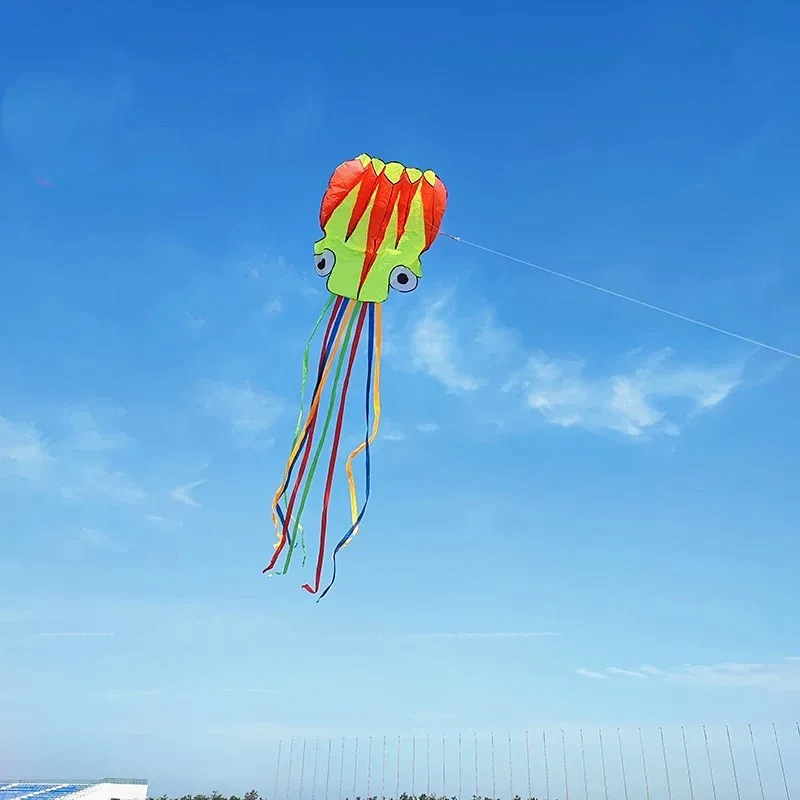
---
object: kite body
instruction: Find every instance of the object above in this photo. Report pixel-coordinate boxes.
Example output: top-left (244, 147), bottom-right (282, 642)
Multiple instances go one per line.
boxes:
top-left (263, 154), bottom-right (447, 597)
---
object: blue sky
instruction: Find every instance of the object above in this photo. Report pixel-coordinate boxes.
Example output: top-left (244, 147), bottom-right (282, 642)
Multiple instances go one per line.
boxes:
top-left (2, 0), bottom-right (800, 792)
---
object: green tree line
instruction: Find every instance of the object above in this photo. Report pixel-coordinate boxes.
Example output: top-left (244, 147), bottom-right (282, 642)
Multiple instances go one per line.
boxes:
top-left (149, 794), bottom-right (541, 800)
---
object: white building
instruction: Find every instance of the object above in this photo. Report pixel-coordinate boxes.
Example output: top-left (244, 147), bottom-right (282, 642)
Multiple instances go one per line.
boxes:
top-left (0, 781), bottom-right (148, 800)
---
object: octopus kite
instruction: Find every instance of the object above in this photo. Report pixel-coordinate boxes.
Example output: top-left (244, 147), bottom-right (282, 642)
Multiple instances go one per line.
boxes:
top-left (263, 154), bottom-right (448, 598)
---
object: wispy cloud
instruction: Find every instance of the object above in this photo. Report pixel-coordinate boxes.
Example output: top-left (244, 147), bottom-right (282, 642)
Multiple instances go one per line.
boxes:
top-left (1, 408), bottom-right (146, 505)
top-left (382, 431), bottom-right (406, 442)
top-left (605, 667), bottom-right (647, 678)
top-left (184, 311), bottom-right (206, 334)
top-left (61, 464), bottom-right (145, 504)
top-left (410, 299), bottom-right (481, 393)
top-left (0, 609), bottom-right (34, 624)
top-left (59, 410), bottom-right (145, 503)
top-left (146, 514), bottom-right (184, 532)
top-left (507, 348), bottom-right (743, 438)
top-left (404, 294), bottom-right (747, 440)
top-left (75, 527), bottom-right (127, 552)
top-left (416, 422), bottom-right (439, 433)
top-left (63, 408), bottom-right (130, 452)
top-left (0, 415), bottom-right (53, 480)
top-left (576, 658), bottom-right (800, 690)
top-left (474, 309), bottom-right (520, 358)
top-left (99, 686), bottom-right (283, 698)
top-left (405, 631), bottom-right (561, 639)
top-left (575, 668), bottom-right (611, 680)
top-left (264, 297), bottom-right (283, 316)
top-left (37, 632), bottom-right (115, 638)
top-left (199, 380), bottom-right (283, 447)
top-left (170, 479), bottom-right (206, 508)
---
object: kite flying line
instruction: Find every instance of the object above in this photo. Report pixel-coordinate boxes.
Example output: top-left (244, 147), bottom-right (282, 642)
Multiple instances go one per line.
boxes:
top-left (442, 232), bottom-right (800, 361)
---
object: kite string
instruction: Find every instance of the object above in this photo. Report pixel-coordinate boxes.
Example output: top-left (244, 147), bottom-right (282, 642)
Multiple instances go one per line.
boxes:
top-left (443, 232), bottom-right (800, 361)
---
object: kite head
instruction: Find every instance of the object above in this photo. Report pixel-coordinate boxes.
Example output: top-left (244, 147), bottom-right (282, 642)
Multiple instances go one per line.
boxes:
top-left (314, 154), bottom-right (448, 303)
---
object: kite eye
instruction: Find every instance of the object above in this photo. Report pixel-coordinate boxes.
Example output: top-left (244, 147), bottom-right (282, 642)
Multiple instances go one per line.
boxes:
top-left (389, 265), bottom-right (418, 293)
top-left (315, 249), bottom-right (335, 277)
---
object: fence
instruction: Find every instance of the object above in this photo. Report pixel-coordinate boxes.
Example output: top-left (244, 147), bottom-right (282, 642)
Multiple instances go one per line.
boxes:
top-left (268, 724), bottom-right (800, 800)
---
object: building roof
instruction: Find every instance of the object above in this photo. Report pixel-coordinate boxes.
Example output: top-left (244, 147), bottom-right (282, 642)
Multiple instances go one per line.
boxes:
top-left (0, 785), bottom-right (93, 800)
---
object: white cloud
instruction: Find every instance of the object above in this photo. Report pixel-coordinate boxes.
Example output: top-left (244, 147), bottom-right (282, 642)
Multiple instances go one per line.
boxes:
top-left (145, 514), bottom-right (184, 532)
top-left (382, 431), bottom-right (406, 442)
top-left (1, 407), bottom-right (149, 509)
top-left (416, 422), bottom-right (439, 433)
top-left (606, 667), bottom-right (647, 678)
top-left (171, 479), bottom-right (206, 508)
top-left (37, 631), bottom-right (115, 638)
top-left (64, 409), bottom-right (129, 452)
top-left (577, 658), bottom-right (800, 690)
top-left (200, 380), bottom-right (283, 447)
top-left (0, 609), bottom-right (34, 624)
top-left (0, 406), bottom-right (189, 544)
top-left (474, 309), bottom-right (519, 357)
top-left (0, 415), bottom-right (53, 479)
top-left (62, 464), bottom-right (145, 504)
top-left (58, 409), bottom-right (143, 504)
top-left (405, 631), bottom-right (561, 639)
top-left (652, 659), bottom-right (800, 689)
top-left (404, 296), bottom-right (746, 440)
top-left (184, 311), bottom-right (206, 334)
top-left (76, 526), bottom-right (126, 552)
top-left (99, 687), bottom-right (284, 697)
top-left (410, 299), bottom-right (481, 393)
top-left (264, 297), bottom-right (283, 316)
top-left (508, 348), bottom-right (743, 438)
top-left (575, 668), bottom-right (611, 680)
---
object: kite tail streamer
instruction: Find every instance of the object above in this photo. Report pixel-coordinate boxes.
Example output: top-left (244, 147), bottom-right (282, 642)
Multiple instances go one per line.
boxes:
top-left (277, 301), bottom-right (351, 576)
top-left (267, 297), bottom-right (345, 573)
top-left (280, 293), bottom-right (337, 563)
top-left (270, 295), bottom-right (343, 543)
top-left (280, 301), bottom-right (359, 576)
top-left (264, 297), bottom-right (352, 575)
top-left (290, 293), bottom-right (337, 447)
top-left (319, 303), bottom-right (382, 600)
top-left (302, 302), bottom-right (369, 596)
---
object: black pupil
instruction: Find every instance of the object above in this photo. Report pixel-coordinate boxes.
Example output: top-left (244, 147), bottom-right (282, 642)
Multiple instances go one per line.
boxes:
top-left (317, 257), bottom-right (326, 271)
top-left (397, 272), bottom-right (409, 285)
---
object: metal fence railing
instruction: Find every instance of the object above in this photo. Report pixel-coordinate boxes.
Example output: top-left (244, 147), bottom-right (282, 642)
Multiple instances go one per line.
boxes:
top-left (267, 724), bottom-right (800, 800)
